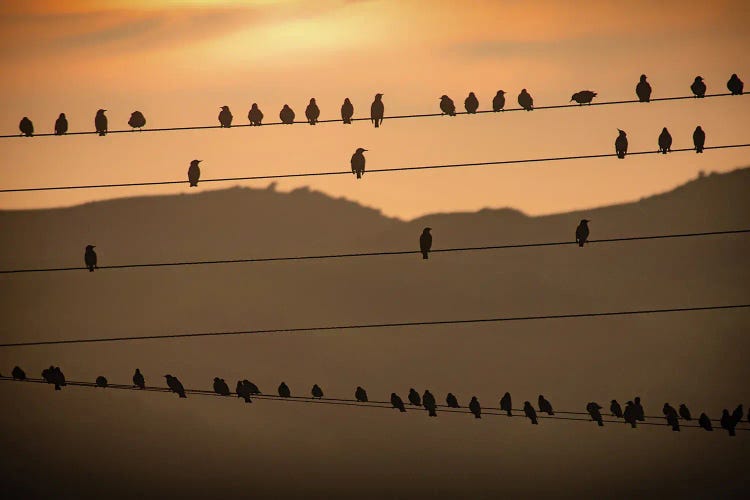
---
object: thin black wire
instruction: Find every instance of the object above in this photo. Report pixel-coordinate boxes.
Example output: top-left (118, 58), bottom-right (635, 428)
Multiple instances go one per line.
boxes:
top-left (2, 143), bottom-right (749, 194)
top-left (1, 377), bottom-right (745, 432)
top-left (0, 92), bottom-right (744, 140)
top-left (1, 228), bottom-right (748, 275)
top-left (0, 303), bottom-right (747, 348)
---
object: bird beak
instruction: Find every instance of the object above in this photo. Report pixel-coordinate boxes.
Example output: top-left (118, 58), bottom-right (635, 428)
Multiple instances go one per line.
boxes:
top-left (363, 149), bottom-right (368, 151)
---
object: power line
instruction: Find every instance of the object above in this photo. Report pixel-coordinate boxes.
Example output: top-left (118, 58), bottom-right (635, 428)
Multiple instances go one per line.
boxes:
top-left (1, 228), bottom-right (748, 275)
top-left (2, 143), bottom-right (749, 194)
top-left (0, 92), bottom-right (744, 140)
top-left (0, 303), bottom-right (747, 348)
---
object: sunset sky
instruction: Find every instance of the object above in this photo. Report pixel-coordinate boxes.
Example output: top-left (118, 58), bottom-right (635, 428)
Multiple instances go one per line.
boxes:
top-left (1, 0), bottom-right (749, 218)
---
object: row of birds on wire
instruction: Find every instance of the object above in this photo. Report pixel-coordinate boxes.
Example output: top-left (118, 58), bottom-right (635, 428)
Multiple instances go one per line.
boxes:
top-left (13, 73), bottom-right (745, 137)
top-left (6, 365), bottom-right (748, 436)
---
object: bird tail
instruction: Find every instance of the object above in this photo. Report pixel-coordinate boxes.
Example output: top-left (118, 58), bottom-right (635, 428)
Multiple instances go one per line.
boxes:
top-left (531, 418), bottom-right (538, 425)
top-left (374, 120), bottom-right (380, 128)
top-left (661, 149), bottom-right (667, 154)
top-left (422, 252), bottom-right (429, 260)
top-left (578, 241), bottom-right (584, 248)
top-left (506, 411), bottom-right (511, 417)
top-left (617, 152), bottom-right (625, 159)
top-left (475, 414), bottom-right (481, 419)
top-left (696, 147), bottom-right (703, 153)
top-left (356, 172), bottom-right (361, 179)
top-left (729, 428), bottom-right (736, 437)
top-left (190, 182), bottom-right (198, 187)
top-left (89, 267), bottom-right (94, 272)
top-left (597, 420), bottom-right (604, 427)
top-left (399, 406), bottom-right (406, 413)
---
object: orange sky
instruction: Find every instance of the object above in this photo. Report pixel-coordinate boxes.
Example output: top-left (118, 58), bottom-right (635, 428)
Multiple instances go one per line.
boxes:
top-left (1, 0), bottom-right (749, 219)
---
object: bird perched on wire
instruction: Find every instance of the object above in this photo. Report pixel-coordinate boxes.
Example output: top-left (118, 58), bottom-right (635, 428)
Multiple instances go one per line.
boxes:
top-left (95, 109), bottom-right (108, 136)
top-left (213, 377), bottom-right (231, 396)
top-left (278, 382), bottom-right (291, 398)
top-left (355, 386), bottom-right (368, 402)
top-left (41, 366), bottom-right (54, 385)
top-left (408, 388), bottom-right (421, 406)
top-left (731, 404), bottom-right (744, 424)
top-left (587, 402), bottom-right (604, 426)
top-left (623, 401), bottom-right (638, 428)
top-left (19, 117), bottom-right (34, 137)
top-left (420, 227), bottom-right (432, 260)
top-left (720, 409), bottom-right (736, 436)
top-left (727, 73), bottom-right (744, 95)
top-left (305, 98), bottom-right (320, 125)
top-left (538, 395), bottom-right (554, 415)
top-left (464, 92), bottom-right (479, 114)
top-left (248, 103), bottom-right (263, 126)
top-left (691, 76), bottom-right (706, 97)
top-left (423, 390), bottom-right (437, 417)
top-left (350, 148), bottom-right (367, 179)
top-left (678, 404), bottom-right (692, 420)
top-left (52, 367), bottom-right (66, 389)
top-left (54, 113), bottom-right (68, 135)
top-left (96, 376), bottom-right (108, 388)
top-left (575, 219), bottom-right (590, 247)
top-left (439, 95), bottom-right (456, 116)
top-left (610, 399), bottom-right (623, 418)
top-left (636, 74), bottom-right (652, 102)
top-left (311, 384), bottom-right (324, 399)
top-left (188, 159), bottom-right (201, 187)
top-left (128, 111), bottom-right (146, 131)
top-left (658, 127), bottom-right (672, 154)
top-left (663, 403), bottom-right (680, 431)
top-left (492, 90), bottom-right (506, 111)
top-left (133, 368), bottom-right (145, 389)
top-left (693, 126), bottom-right (705, 153)
top-left (236, 380), bottom-right (252, 403)
top-left (698, 413), bottom-right (713, 431)
top-left (523, 401), bottom-right (538, 424)
top-left (280, 104), bottom-right (295, 124)
top-left (84, 245), bottom-right (98, 272)
top-left (634, 396), bottom-right (645, 421)
top-left (340, 98), bottom-right (354, 124)
top-left (446, 393), bottom-right (460, 408)
top-left (391, 393), bottom-right (406, 412)
top-left (518, 89), bottom-right (534, 110)
top-left (370, 93), bottom-right (384, 127)
top-left (12, 366), bottom-right (26, 381)
top-left (500, 392), bottom-right (512, 416)
top-left (165, 375), bottom-right (186, 398)
top-left (615, 129), bottom-right (628, 159)
top-left (244, 380), bottom-right (261, 395)
top-left (218, 106), bottom-right (233, 127)
top-left (469, 396), bottom-right (481, 418)
top-left (571, 90), bottom-right (597, 105)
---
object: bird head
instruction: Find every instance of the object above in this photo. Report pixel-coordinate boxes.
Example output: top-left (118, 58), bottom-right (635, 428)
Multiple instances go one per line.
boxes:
top-left (640, 74), bottom-right (647, 81)
top-left (423, 227), bottom-right (432, 233)
top-left (97, 109), bottom-right (106, 114)
top-left (344, 98), bottom-right (350, 103)
top-left (440, 95), bottom-right (449, 100)
top-left (355, 148), bottom-right (367, 154)
top-left (617, 129), bottom-right (626, 136)
top-left (251, 103), bottom-right (258, 109)
top-left (695, 76), bottom-right (703, 82)
top-left (309, 98), bottom-right (316, 103)
top-left (164, 374), bottom-right (172, 378)
top-left (59, 113), bottom-right (66, 118)
top-left (497, 90), bottom-right (506, 95)
top-left (580, 219), bottom-right (589, 224)
top-left (520, 88), bottom-right (527, 93)
top-left (86, 245), bottom-right (96, 250)
top-left (570, 94), bottom-right (576, 102)
top-left (468, 92), bottom-right (475, 97)
top-left (634, 396), bottom-right (641, 403)
top-left (191, 159), bottom-right (201, 165)
top-left (221, 106), bottom-right (229, 111)
top-left (731, 73), bottom-right (737, 79)
top-left (375, 93), bottom-right (383, 99)
top-left (283, 104), bottom-right (289, 109)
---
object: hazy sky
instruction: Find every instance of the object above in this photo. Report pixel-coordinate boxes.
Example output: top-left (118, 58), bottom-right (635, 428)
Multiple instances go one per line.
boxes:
top-left (1, 0), bottom-right (749, 219)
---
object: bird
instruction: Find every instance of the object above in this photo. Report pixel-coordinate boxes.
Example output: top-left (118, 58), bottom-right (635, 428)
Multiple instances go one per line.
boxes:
top-left (636, 74), bottom-right (652, 102)
top-left (19, 117), bottom-right (34, 137)
top-left (720, 409), bottom-right (736, 436)
top-left (663, 403), bottom-right (680, 431)
top-left (218, 106), bottom-right (233, 127)
top-left (188, 160), bottom-right (201, 187)
top-left (731, 404), bottom-right (744, 424)
top-left (391, 393), bottom-right (406, 412)
top-left (408, 388), bottom-right (421, 406)
top-left (84, 245), bottom-right (98, 272)
top-left (54, 113), bottom-right (68, 135)
top-left (248, 103), bottom-right (263, 126)
top-left (236, 380), bottom-right (252, 403)
top-left (278, 382), bottom-right (291, 398)
top-left (244, 380), bottom-right (261, 395)
top-left (693, 126), bottom-right (705, 153)
top-left (340, 98), bottom-right (354, 124)
top-left (439, 95), bottom-right (456, 116)
top-left (420, 227), bottom-right (432, 260)
top-left (523, 401), bottom-right (538, 424)
top-left (727, 73), bottom-right (744, 95)
top-left (469, 396), bottom-right (481, 418)
top-left (370, 93), bottom-right (384, 127)
top-left (575, 219), bottom-right (590, 247)
top-left (492, 90), bottom-right (506, 111)
top-left (518, 89), bottom-right (534, 110)
top-left (423, 390), bottom-right (437, 417)
top-left (538, 395), bottom-right (554, 415)
top-left (280, 104), bottom-right (295, 124)
top-left (500, 392), bottom-right (512, 416)
top-left (351, 148), bottom-right (367, 179)
top-left (42, 366), bottom-right (54, 385)
top-left (128, 111), bottom-right (146, 130)
top-left (658, 127), bottom-right (672, 154)
top-left (96, 376), bottom-right (108, 388)
top-left (623, 401), bottom-right (638, 428)
top-left (678, 404), bottom-right (692, 421)
top-left (691, 76), bottom-right (706, 97)
top-left (311, 384), bottom-right (324, 399)
top-left (355, 386), bottom-right (368, 402)
top-left (95, 109), bottom-right (108, 136)
top-left (305, 98), bottom-right (320, 125)
top-left (698, 413), bottom-right (713, 431)
top-left (634, 396), bottom-right (645, 421)
top-left (587, 402), bottom-right (604, 426)
top-left (610, 399), bottom-right (623, 418)
top-left (213, 377), bottom-right (231, 396)
top-left (464, 92), bottom-right (479, 113)
top-left (12, 366), bottom-right (26, 381)
top-left (615, 129), bottom-right (628, 159)
top-left (571, 90), bottom-right (597, 105)
top-left (52, 367), bottom-right (66, 389)
top-left (164, 375), bottom-right (186, 398)
top-left (133, 368), bottom-right (145, 389)
top-left (446, 393), bottom-right (460, 408)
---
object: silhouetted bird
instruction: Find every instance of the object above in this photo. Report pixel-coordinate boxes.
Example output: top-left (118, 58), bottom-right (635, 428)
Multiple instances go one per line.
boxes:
top-left (95, 109), bottom-right (108, 136)
top-left (42, 366), bottom-right (54, 385)
top-left (128, 111), bottom-right (146, 130)
top-left (280, 104), bottom-right (295, 124)
top-left (731, 404), bottom-right (743, 424)
top-left (634, 396), bottom-right (645, 421)
top-left (420, 227), bottom-right (432, 259)
top-left (492, 90), bottom-right (506, 111)
top-left (355, 386), bottom-right (368, 402)
top-left (54, 113), bottom-right (68, 135)
top-left (351, 148), bottom-right (367, 179)
top-left (278, 382), bottom-right (291, 398)
top-left (615, 129), bottom-right (628, 159)
top-left (391, 393), bottom-right (406, 412)
top-left (523, 401), bottom-right (538, 424)
top-left (423, 390), bottom-right (437, 417)
top-left (469, 396), bottom-right (481, 418)
top-left (165, 375), bottom-right (186, 398)
top-left (52, 367), bottom-right (66, 389)
top-left (464, 92), bottom-right (479, 113)
top-left (305, 98), bottom-right (320, 125)
top-left (727, 73), bottom-right (744, 95)
top-left (188, 159), bottom-right (201, 187)
top-left (341, 98), bottom-right (354, 124)
top-left (587, 402), bottom-right (604, 426)
top-left (500, 392), bottom-right (512, 416)
top-left (636, 74), bottom-right (652, 102)
top-left (691, 76), bottom-right (706, 97)
top-left (244, 380), bottom-right (261, 395)
top-left (721, 409), bottom-right (736, 436)
top-left (236, 380), bottom-right (252, 403)
top-left (698, 413), bottom-right (713, 431)
top-left (133, 368), bottom-right (145, 389)
top-left (610, 399), bottom-right (623, 418)
top-left (218, 106), bottom-right (233, 127)
top-left (408, 388), bottom-right (421, 406)
top-left (623, 401), bottom-right (637, 428)
top-left (663, 403), bottom-right (680, 431)
top-left (538, 395), bottom-right (554, 415)
top-left (678, 404), bottom-right (692, 421)
top-left (518, 89), bottom-right (534, 110)
top-left (12, 366), bottom-right (26, 381)
top-left (96, 376), bottom-right (108, 388)
top-left (658, 127), bottom-right (672, 154)
top-left (440, 95), bottom-right (456, 116)
top-left (446, 393), bottom-right (460, 408)
top-left (575, 219), bottom-right (590, 247)
top-left (85, 245), bottom-right (97, 272)
top-left (693, 126), bottom-right (705, 153)
top-left (248, 103), bottom-right (263, 126)
top-left (370, 93), bottom-right (384, 127)
top-left (19, 117), bottom-right (34, 137)
top-left (571, 90), bottom-right (597, 105)
top-left (311, 384), bottom-right (324, 399)
top-left (214, 377), bottom-right (231, 396)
